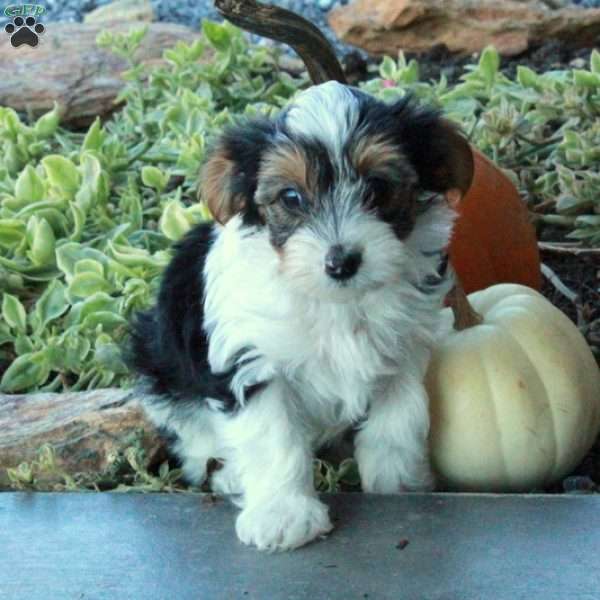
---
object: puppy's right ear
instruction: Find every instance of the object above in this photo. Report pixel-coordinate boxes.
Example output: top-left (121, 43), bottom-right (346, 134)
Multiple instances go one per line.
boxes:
top-left (200, 143), bottom-right (240, 225)
top-left (200, 119), bottom-right (276, 225)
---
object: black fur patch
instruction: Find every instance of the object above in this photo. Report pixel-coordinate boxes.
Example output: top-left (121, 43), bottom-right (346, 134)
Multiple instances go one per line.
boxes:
top-left (349, 88), bottom-right (464, 194)
top-left (127, 222), bottom-right (265, 412)
top-left (297, 136), bottom-right (336, 195)
top-left (417, 251), bottom-right (450, 294)
top-left (217, 118), bottom-right (278, 226)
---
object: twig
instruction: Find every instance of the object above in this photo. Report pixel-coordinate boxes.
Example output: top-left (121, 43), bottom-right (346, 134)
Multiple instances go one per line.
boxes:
top-left (541, 263), bottom-right (579, 304)
top-left (214, 0), bottom-right (346, 85)
top-left (539, 242), bottom-right (600, 256)
top-left (538, 214), bottom-right (577, 227)
top-left (515, 133), bottom-right (562, 148)
top-left (505, 141), bottom-right (560, 167)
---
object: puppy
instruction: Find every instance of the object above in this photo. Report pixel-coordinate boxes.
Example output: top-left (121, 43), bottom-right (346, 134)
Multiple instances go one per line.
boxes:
top-left (130, 81), bottom-right (473, 552)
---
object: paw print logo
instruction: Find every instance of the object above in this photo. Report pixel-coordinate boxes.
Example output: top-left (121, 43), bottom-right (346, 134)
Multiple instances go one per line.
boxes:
top-left (4, 15), bottom-right (45, 47)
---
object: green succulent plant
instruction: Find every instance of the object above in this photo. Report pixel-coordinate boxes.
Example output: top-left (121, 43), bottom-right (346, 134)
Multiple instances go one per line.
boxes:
top-left (0, 22), bottom-right (303, 394)
top-left (0, 23), bottom-right (599, 395)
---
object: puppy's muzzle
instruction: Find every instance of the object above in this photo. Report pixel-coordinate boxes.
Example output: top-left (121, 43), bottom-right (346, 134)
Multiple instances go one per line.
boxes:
top-left (324, 245), bottom-right (362, 281)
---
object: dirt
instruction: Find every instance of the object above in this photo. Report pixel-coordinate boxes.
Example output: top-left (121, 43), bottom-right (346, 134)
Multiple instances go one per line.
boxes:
top-left (406, 39), bottom-right (599, 82)
top-left (342, 38), bottom-right (599, 85)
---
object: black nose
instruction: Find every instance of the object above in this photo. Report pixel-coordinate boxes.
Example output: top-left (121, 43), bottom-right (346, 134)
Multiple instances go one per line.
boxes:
top-left (325, 245), bottom-right (362, 281)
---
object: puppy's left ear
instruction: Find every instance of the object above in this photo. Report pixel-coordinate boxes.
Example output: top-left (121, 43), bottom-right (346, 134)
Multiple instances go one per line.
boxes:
top-left (423, 119), bottom-right (474, 196)
top-left (396, 104), bottom-right (474, 197)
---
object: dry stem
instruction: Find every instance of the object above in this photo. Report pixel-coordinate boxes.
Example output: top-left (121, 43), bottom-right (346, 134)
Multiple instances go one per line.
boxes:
top-left (214, 0), bottom-right (346, 84)
top-left (447, 282), bottom-right (484, 331)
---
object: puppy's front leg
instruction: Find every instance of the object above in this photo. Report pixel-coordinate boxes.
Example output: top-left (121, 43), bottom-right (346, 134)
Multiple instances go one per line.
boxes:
top-left (355, 376), bottom-right (435, 493)
top-left (222, 379), bottom-right (332, 551)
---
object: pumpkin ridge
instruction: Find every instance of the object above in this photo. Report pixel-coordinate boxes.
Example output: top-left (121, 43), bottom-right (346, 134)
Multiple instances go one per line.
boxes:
top-left (494, 319), bottom-right (558, 486)
top-left (523, 297), bottom-right (600, 455)
top-left (476, 347), bottom-right (509, 488)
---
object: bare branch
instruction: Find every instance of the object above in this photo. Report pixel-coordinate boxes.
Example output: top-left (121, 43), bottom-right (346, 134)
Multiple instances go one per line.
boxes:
top-left (538, 242), bottom-right (600, 256)
top-left (214, 0), bottom-right (347, 85)
top-left (541, 263), bottom-right (579, 304)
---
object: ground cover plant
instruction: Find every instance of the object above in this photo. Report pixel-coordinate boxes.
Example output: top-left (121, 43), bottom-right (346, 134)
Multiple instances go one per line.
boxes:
top-left (1, 22), bottom-right (599, 491)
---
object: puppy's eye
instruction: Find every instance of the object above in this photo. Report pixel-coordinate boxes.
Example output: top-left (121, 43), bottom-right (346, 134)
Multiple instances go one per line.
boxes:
top-left (279, 188), bottom-right (305, 211)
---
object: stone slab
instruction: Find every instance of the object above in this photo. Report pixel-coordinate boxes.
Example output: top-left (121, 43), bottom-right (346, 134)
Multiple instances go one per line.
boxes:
top-left (1, 492), bottom-right (599, 600)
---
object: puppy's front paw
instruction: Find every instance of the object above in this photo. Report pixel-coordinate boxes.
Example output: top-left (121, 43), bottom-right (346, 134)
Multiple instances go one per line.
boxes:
top-left (210, 460), bottom-right (242, 496)
top-left (236, 495), bottom-right (332, 552)
top-left (357, 446), bottom-right (435, 493)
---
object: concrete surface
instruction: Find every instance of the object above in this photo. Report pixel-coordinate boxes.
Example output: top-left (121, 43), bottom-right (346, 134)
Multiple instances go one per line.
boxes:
top-left (1, 492), bottom-right (599, 599)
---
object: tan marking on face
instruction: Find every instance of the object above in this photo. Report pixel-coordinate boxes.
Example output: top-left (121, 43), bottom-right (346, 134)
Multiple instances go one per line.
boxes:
top-left (200, 147), bottom-right (243, 224)
top-left (257, 144), bottom-right (314, 200)
top-left (351, 135), bottom-right (403, 177)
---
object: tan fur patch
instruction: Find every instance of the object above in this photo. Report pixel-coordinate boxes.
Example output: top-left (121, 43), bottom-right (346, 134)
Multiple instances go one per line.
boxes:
top-left (258, 145), bottom-right (314, 199)
top-left (199, 148), bottom-right (243, 224)
top-left (351, 135), bottom-right (403, 177)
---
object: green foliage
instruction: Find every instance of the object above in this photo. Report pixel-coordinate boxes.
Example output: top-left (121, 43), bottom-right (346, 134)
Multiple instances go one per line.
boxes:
top-left (6, 438), bottom-right (185, 492)
top-left (5, 439), bottom-right (357, 493)
top-left (0, 27), bottom-right (599, 394)
top-left (365, 46), bottom-right (600, 242)
top-left (314, 458), bottom-right (361, 493)
top-left (0, 22), bottom-right (303, 393)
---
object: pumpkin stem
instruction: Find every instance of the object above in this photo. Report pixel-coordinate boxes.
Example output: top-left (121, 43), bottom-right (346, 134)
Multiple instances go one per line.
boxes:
top-left (448, 282), bottom-right (484, 331)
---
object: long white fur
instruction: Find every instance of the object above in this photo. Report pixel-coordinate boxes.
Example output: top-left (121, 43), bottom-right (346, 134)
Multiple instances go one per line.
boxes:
top-left (145, 82), bottom-right (456, 552)
top-left (285, 81), bottom-right (360, 162)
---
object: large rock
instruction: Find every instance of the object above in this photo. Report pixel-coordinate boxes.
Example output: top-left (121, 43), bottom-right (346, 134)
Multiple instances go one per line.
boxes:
top-left (0, 22), bottom-right (204, 127)
top-left (84, 0), bottom-right (155, 24)
top-left (328, 0), bottom-right (600, 56)
top-left (0, 389), bottom-right (163, 489)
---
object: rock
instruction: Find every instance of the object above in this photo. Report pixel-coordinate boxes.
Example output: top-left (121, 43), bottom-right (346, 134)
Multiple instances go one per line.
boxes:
top-left (84, 0), bottom-right (155, 24)
top-left (0, 388), bottom-right (163, 489)
top-left (317, 0), bottom-right (335, 11)
top-left (276, 54), bottom-right (306, 76)
top-left (328, 0), bottom-right (600, 56)
top-left (541, 0), bottom-right (569, 7)
top-left (569, 57), bottom-right (587, 68)
top-left (0, 22), bottom-right (205, 127)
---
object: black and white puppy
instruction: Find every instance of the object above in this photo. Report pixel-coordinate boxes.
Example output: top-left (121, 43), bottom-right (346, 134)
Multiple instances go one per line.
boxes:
top-left (130, 82), bottom-right (473, 551)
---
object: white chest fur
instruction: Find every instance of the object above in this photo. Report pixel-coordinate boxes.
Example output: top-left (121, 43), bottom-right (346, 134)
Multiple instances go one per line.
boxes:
top-left (203, 216), bottom-right (447, 429)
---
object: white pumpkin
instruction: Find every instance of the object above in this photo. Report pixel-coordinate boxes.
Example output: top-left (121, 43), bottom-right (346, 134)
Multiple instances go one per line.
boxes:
top-left (427, 283), bottom-right (600, 492)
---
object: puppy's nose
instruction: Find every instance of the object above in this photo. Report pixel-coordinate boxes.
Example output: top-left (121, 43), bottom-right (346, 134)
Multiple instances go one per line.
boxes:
top-left (325, 245), bottom-right (362, 280)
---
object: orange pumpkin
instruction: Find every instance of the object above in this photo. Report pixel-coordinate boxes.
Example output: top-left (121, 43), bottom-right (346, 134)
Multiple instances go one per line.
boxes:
top-left (446, 148), bottom-right (542, 294)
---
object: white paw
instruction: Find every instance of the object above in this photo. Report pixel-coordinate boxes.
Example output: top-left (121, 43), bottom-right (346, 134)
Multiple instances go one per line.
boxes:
top-left (236, 495), bottom-right (332, 552)
top-left (357, 446), bottom-right (435, 493)
top-left (180, 458), bottom-right (208, 486)
top-left (210, 461), bottom-right (242, 496)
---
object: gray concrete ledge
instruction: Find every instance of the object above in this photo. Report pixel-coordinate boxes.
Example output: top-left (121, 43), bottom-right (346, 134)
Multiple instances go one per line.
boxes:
top-left (1, 492), bottom-right (599, 600)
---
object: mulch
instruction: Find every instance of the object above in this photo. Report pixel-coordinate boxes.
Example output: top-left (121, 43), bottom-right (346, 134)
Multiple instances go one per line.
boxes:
top-left (404, 39), bottom-right (599, 83)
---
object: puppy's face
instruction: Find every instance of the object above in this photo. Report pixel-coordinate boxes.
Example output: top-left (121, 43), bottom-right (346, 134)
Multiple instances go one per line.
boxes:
top-left (201, 82), bottom-right (473, 302)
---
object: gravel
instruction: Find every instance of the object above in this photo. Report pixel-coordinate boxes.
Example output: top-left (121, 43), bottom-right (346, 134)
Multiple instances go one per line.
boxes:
top-left (0, 0), bottom-right (354, 58)
top-left (20, 0), bottom-right (600, 26)
top-left (3, 0), bottom-right (599, 59)
top-left (572, 0), bottom-right (600, 6)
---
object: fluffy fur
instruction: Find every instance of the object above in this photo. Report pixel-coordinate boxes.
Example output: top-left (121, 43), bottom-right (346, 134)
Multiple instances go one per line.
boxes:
top-left (129, 82), bottom-right (473, 551)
